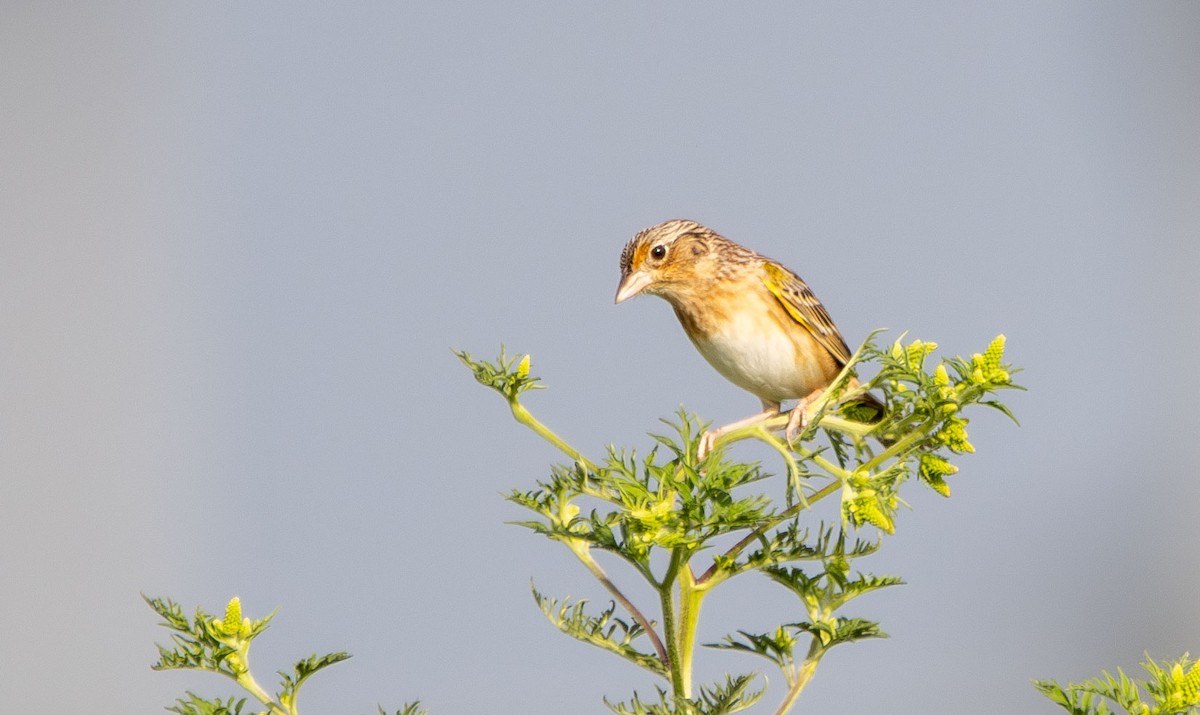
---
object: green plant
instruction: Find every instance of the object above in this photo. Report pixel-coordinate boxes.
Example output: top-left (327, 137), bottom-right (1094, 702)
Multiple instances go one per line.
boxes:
top-left (1036, 654), bottom-right (1200, 715)
top-left (457, 333), bottom-right (1020, 714)
top-left (145, 595), bottom-right (425, 715)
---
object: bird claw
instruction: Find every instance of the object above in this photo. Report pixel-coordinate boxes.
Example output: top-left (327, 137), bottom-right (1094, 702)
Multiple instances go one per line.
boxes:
top-left (698, 407), bottom-right (777, 461)
top-left (784, 399), bottom-right (809, 449)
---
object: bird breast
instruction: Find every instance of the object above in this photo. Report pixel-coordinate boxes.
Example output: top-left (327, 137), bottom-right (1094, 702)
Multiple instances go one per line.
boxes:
top-left (676, 290), bottom-right (836, 404)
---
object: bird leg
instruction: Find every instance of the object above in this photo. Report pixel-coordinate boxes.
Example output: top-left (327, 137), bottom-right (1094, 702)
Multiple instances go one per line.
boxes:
top-left (784, 387), bottom-right (827, 448)
top-left (698, 400), bottom-right (782, 460)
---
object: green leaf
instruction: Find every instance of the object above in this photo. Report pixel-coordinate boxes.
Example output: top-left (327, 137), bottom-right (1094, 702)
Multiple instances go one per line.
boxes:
top-left (604, 674), bottom-right (764, 715)
top-left (1036, 654), bottom-right (1200, 715)
top-left (279, 651), bottom-right (353, 705)
top-left (145, 595), bottom-right (241, 676)
top-left (166, 693), bottom-right (249, 715)
top-left (464, 334), bottom-right (1021, 713)
top-left (708, 627), bottom-right (798, 671)
top-left (532, 585), bottom-right (667, 677)
top-left (454, 346), bottom-right (544, 402)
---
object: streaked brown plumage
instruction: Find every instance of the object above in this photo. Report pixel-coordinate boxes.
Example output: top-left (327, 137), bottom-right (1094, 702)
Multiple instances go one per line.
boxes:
top-left (615, 219), bottom-right (878, 457)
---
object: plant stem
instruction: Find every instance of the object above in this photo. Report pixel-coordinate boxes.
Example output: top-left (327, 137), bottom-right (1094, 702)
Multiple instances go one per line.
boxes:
top-left (857, 417), bottom-right (934, 473)
top-left (235, 672), bottom-right (287, 715)
top-left (674, 566), bottom-right (704, 699)
top-left (660, 585), bottom-right (681, 696)
top-left (714, 406), bottom-right (876, 465)
top-left (568, 542), bottom-right (670, 668)
top-left (659, 550), bottom-right (686, 697)
top-left (508, 400), bottom-right (597, 470)
top-left (774, 645), bottom-right (822, 715)
top-left (696, 480), bottom-right (841, 586)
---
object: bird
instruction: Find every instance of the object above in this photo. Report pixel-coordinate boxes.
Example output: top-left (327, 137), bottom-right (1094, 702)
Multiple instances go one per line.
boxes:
top-left (614, 218), bottom-right (883, 458)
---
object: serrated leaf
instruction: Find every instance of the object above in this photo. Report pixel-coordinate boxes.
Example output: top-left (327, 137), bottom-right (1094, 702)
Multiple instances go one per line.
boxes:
top-left (280, 651), bottom-right (352, 695)
top-left (604, 674), bottom-right (764, 715)
top-left (166, 693), bottom-right (248, 715)
top-left (532, 586), bottom-right (666, 677)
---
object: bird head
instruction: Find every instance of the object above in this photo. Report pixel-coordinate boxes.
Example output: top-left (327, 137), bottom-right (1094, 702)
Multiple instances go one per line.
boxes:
top-left (615, 219), bottom-right (715, 304)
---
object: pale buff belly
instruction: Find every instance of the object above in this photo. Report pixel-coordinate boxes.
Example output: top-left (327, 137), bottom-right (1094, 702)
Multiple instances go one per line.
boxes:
top-left (686, 309), bottom-right (838, 405)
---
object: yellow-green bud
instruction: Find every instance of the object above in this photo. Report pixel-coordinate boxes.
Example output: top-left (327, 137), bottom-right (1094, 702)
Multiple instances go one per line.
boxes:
top-left (629, 497), bottom-right (672, 526)
top-left (934, 364), bottom-right (950, 386)
top-left (223, 597), bottom-right (242, 633)
top-left (937, 420), bottom-right (975, 453)
top-left (983, 334), bottom-right (1006, 370)
top-left (845, 493), bottom-right (894, 534)
top-left (920, 453), bottom-right (959, 477)
top-left (925, 473), bottom-right (951, 497)
top-left (904, 340), bottom-right (938, 368)
top-left (1174, 659), bottom-right (1200, 704)
top-left (226, 652), bottom-right (246, 675)
top-left (919, 454), bottom-right (956, 497)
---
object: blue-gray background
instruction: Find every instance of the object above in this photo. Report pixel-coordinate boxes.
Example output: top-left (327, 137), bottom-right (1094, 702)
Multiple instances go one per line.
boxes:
top-left (2, 3), bottom-right (1198, 713)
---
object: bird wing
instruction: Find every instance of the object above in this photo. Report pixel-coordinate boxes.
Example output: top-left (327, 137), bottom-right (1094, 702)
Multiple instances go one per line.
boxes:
top-left (761, 261), bottom-right (854, 366)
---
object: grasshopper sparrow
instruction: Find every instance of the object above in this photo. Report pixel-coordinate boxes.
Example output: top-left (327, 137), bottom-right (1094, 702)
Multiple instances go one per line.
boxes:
top-left (615, 219), bottom-right (882, 457)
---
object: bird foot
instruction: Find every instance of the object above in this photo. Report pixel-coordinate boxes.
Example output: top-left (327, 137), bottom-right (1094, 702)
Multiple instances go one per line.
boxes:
top-left (697, 406), bottom-right (782, 461)
top-left (784, 399), bottom-right (809, 448)
top-left (698, 431), bottom-right (718, 461)
top-left (784, 387), bottom-right (826, 449)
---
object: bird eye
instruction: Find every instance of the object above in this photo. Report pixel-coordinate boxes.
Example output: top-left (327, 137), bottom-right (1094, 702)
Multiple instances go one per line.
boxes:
top-left (650, 244), bottom-right (667, 260)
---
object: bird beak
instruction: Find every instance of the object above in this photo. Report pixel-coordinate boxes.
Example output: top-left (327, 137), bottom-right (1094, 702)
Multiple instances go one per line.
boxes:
top-left (614, 270), bottom-right (653, 304)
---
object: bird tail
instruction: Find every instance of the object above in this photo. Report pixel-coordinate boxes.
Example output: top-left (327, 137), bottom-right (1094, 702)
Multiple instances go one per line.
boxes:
top-left (838, 391), bottom-right (895, 445)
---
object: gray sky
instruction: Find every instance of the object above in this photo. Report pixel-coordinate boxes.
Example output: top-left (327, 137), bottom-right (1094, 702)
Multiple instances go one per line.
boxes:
top-left (2, 3), bottom-right (1198, 713)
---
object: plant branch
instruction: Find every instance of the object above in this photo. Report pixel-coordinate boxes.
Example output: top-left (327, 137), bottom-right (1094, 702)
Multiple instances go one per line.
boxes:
top-left (567, 541), bottom-right (670, 669)
top-left (773, 641), bottom-right (822, 715)
top-left (675, 567), bottom-right (704, 699)
top-left (236, 672), bottom-right (287, 715)
top-left (509, 400), bottom-right (597, 471)
top-left (696, 480), bottom-right (841, 587)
